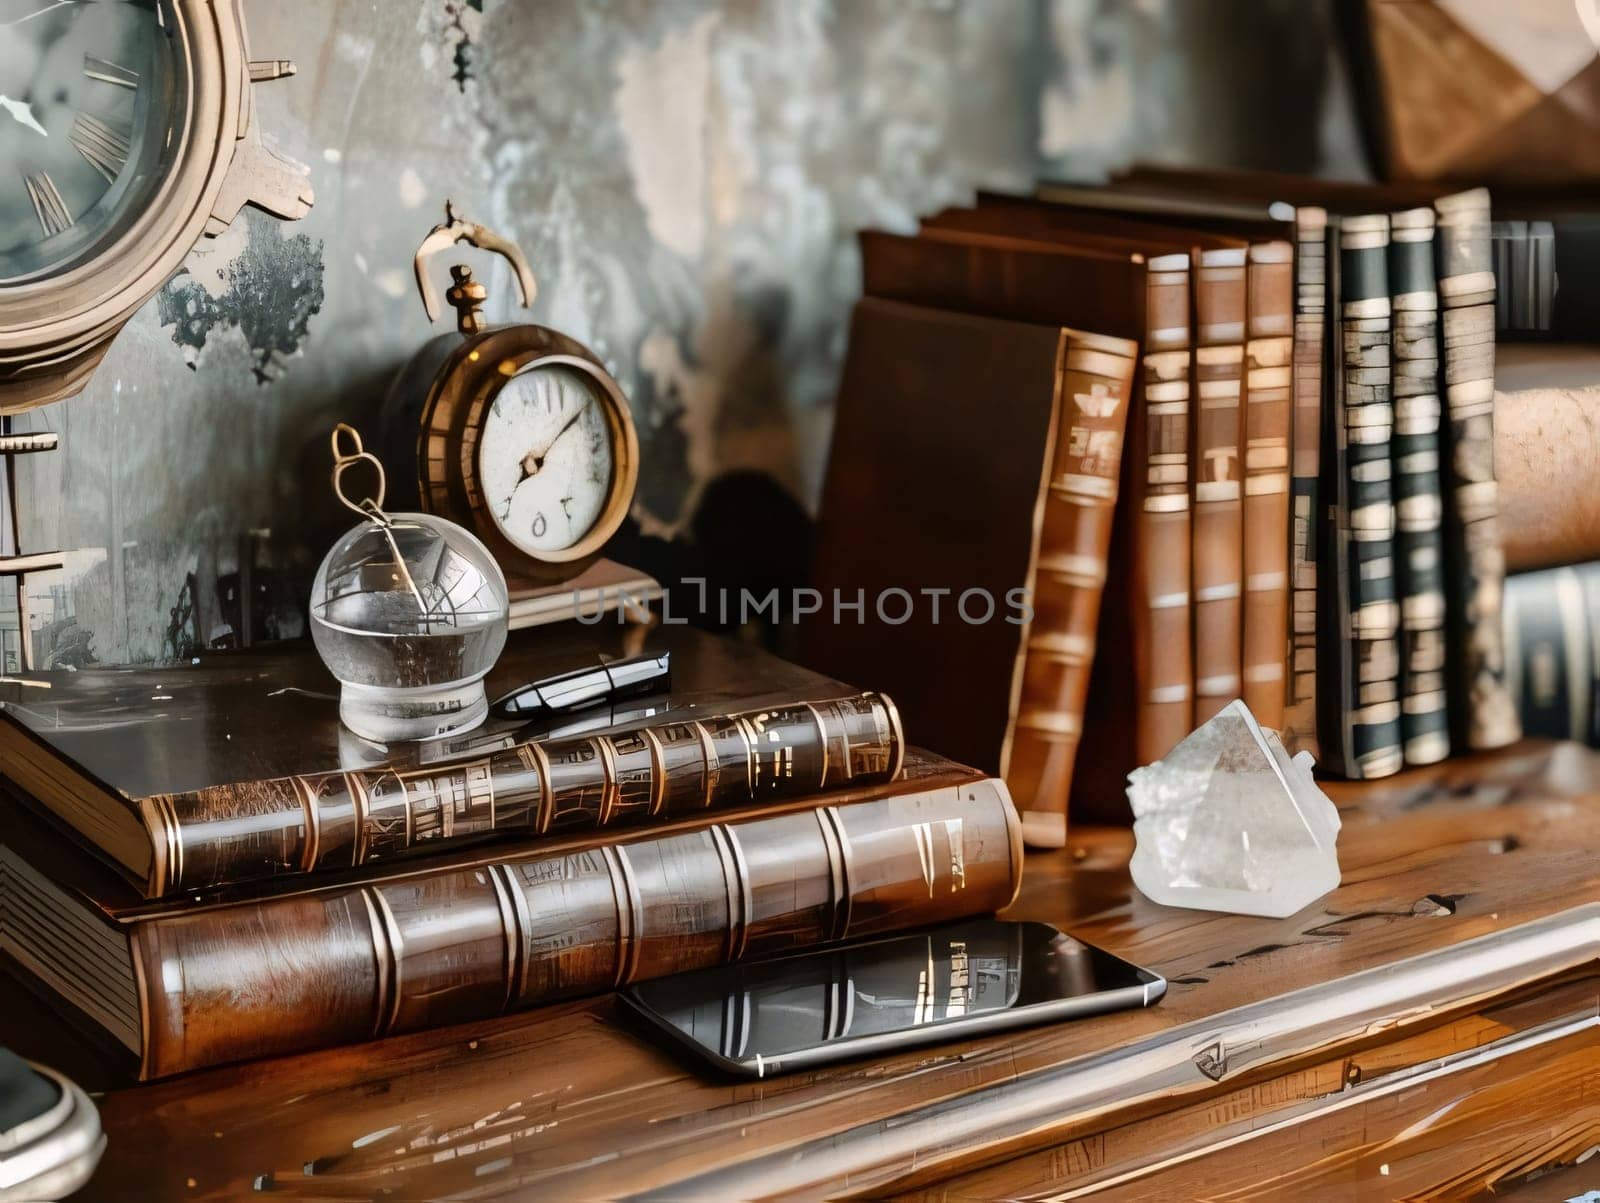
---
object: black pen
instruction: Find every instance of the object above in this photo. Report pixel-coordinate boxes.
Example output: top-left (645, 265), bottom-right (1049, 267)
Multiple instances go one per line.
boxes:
top-left (489, 651), bottom-right (671, 721)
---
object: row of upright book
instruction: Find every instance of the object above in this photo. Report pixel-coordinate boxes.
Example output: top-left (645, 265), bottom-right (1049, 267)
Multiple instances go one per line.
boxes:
top-left (804, 165), bottom-right (1534, 845)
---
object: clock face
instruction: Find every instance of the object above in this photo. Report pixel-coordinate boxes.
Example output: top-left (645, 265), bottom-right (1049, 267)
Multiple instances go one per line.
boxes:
top-left (478, 362), bottom-right (617, 557)
top-left (0, 0), bottom-right (185, 284)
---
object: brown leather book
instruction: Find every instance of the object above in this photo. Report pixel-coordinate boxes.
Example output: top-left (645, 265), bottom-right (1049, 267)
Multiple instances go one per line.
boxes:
top-left (1192, 247), bottom-right (1247, 724)
top-left (923, 201), bottom-right (1198, 769)
top-left (802, 277), bottom-right (1135, 848)
top-left (1009, 329), bottom-right (1140, 848)
top-left (0, 626), bottom-right (902, 899)
top-left (0, 765), bottom-right (1019, 1079)
top-left (1241, 240), bottom-right (1295, 730)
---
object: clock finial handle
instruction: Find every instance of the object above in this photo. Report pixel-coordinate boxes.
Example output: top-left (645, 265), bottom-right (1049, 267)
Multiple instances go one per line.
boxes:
top-left (412, 201), bottom-right (537, 330)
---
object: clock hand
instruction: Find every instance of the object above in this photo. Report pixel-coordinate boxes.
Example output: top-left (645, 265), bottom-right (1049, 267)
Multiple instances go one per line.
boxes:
top-left (514, 404), bottom-right (590, 484)
top-left (3, 0), bottom-right (77, 27)
top-left (0, 96), bottom-right (48, 138)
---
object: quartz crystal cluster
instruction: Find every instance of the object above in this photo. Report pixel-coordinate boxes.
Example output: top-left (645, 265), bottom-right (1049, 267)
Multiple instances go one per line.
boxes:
top-left (1126, 700), bottom-right (1341, 918)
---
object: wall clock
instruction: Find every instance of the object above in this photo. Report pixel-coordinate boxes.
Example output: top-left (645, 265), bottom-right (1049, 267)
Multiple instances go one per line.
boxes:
top-left (381, 205), bottom-right (641, 586)
top-left (0, 0), bottom-right (312, 412)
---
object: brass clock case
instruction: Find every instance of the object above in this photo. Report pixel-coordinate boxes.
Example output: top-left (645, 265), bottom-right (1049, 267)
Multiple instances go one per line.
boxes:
top-left (0, 0), bottom-right (312, 413)
top-left (415, 324), bottom-right (641, 582)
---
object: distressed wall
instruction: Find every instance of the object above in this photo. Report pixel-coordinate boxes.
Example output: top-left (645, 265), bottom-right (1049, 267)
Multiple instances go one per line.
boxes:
top-left (3, 0), bottom-right (1364, 669)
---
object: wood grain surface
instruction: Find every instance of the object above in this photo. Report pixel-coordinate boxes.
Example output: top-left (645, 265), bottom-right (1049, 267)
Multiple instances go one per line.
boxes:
top-left (6, 739), bottom-right (1600, 1201)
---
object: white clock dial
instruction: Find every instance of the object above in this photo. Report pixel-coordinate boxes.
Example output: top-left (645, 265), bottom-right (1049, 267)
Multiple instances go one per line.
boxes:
top-left (479, 362), bottom-right (615, 555)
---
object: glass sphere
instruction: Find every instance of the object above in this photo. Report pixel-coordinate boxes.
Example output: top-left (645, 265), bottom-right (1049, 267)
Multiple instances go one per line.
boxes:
top-left (309, 512), bottom-right (508, 743)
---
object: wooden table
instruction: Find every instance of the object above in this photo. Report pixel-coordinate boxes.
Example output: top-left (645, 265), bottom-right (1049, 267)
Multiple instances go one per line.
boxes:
top-left (5, 741), bottom-right (1599, 1200)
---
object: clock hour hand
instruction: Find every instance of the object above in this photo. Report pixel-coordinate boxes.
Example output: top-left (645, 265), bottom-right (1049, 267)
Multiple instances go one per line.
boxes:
top-left (0, 96), bottom-right (48, 138)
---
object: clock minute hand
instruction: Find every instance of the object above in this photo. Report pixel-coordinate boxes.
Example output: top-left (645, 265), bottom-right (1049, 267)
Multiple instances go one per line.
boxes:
top-left (0, 96), bottom-right (49, 138)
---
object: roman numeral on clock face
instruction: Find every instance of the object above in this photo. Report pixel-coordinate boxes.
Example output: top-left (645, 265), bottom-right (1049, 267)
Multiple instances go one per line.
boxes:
top-left (69, 112), bottom-right (130, 182)
top-left (83, 54), bottom-right (139, 89)
top-left (24, 172), bottom-right (72, 237)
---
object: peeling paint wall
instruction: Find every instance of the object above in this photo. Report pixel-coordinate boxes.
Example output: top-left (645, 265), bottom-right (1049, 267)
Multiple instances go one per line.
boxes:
top-left (3, 0), bottom-right (1364, 667)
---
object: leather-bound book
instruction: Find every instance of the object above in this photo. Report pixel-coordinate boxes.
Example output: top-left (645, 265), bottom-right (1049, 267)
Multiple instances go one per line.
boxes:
top-left (1006, 330), bottom-right (1139, 847)
top-left (1387, 206), bottom-right (1450, 765)
top-left (0, 767), bottom-right (1021, 1079)
top-left (806, 255), bottom-right (1137, 848)
top-left (1326, 215), bottom-right (1403, 778)
top-left (1434, 189), bottom-right (1520, 750)
top-left (0, 626), bottom-right (902, 899)
top-left (1191, 247), bottom-right (1248, 725)
top-left (1241, 239), bottom-right (1295, 730)
top-left (1286, 206), bottom-right (1328, 757)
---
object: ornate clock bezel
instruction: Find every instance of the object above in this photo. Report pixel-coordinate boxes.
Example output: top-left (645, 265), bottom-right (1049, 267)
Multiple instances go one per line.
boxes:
top-left (416, 325), bottom-right (642, 581)
top-left (0, 0), bottom-right (312, 413)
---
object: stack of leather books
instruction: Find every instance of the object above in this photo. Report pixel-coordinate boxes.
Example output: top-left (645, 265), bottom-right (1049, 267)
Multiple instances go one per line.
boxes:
top-left (0, 626), bottom-right (1023, 1080)
top-left (805, 166), bottom-right (1536, 839)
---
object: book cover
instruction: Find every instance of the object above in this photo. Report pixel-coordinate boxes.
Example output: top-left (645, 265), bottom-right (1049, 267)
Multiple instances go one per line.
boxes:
top-left (1006, 329), bottom-right (1139, 847)
top-left (1191, 249), bottom-right (1247, 725)
top-left (1337, 214), bottom-right (1404, 778)
top-left (1388, 206), bottom-right (1451, 765)
top-left (1434, 188), bottom-right (1521, 750)
top-left (1240, 240), bottom-right (1295, 730)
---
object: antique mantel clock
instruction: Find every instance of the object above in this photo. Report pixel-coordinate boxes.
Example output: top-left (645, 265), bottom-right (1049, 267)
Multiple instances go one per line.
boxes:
top-left (381, 204), bottom-right (652, 619)
top-left (0, 0), bottom-right (312, 412)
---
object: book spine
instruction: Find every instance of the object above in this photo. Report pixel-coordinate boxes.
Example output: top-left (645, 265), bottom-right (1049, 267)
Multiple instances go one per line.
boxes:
top-left (1490, 219), bottom-right (1556, 334)
top-left (131, 778), bottom-right (1023, 1078)
top-left (143, 693), bottom-right (904, 896)
top-left (1241, 240), bottom-right (1294, 730)
top-left (1316, 220), bottom-right (1357, 775)
top-left (1502, 563), bottom-right (1600, 744)
top-left (1339, 215), bottom-right (1403, 778)
top-left (1129, 256), bottom-right (1194, 765)
top-left (1388, 207), bottom-right (1450, 766)
top-left (1284, 207), bottom-right (1327, 756)
top-left (1191, 248), bottom-right (1247, 725)
top-left (1009, 330), bottom-right (1139, 849)
top-left (1435, 189), bottom-right (1521, 751)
